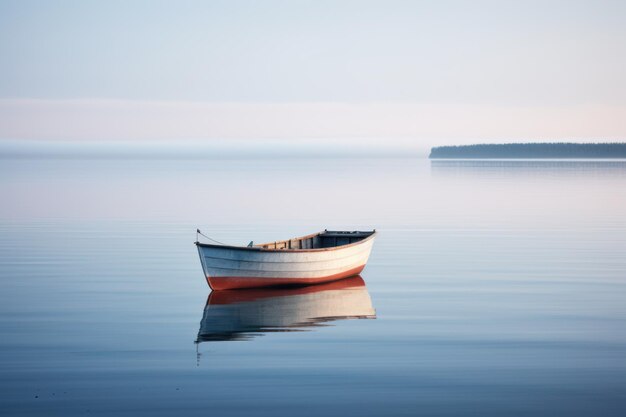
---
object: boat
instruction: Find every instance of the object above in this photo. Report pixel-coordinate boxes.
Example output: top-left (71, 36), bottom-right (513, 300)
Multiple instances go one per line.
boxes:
top-left (195, 229), bottom-right (376, 290)
top-left (196, 275), bottom-right (376, 342)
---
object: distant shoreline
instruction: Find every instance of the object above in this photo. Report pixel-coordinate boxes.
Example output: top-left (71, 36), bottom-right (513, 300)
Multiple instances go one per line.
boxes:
top-left (429, 143), bottom-right (626, 159)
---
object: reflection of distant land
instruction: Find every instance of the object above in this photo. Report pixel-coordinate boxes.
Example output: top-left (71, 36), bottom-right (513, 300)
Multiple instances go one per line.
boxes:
top-left (431, 159), bottom-right (626, 178)
top-left (196, 276), bottom-right (376, 343)
top-left (430, 143), bottom-right (626, 159)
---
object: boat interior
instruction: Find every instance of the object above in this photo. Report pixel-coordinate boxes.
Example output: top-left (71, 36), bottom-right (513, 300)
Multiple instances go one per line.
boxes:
top-left (257, 230), bottom-right (375, 250)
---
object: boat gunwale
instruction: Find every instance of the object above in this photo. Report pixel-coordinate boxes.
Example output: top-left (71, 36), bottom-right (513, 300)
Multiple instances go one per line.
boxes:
top-left (195, 230), bottom-right (376, 253)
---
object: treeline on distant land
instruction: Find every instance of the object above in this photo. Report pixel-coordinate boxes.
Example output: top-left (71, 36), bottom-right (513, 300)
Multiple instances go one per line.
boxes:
top-left (429, 143), bottom-right (626, 159)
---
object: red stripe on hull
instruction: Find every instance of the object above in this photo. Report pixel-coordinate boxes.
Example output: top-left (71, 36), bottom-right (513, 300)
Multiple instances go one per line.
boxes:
top-left (209, 275), bottom-right (367, 305)
top-left (206, 265), bottom-right (366, 290)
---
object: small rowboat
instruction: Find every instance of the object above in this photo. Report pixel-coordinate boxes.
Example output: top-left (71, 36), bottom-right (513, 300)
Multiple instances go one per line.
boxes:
top-left (195, 230), bottom-right (376, 290)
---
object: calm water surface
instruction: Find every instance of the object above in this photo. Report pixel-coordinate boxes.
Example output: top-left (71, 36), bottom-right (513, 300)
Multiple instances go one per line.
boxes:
top-left (1, 158), bottom-right (625, 416)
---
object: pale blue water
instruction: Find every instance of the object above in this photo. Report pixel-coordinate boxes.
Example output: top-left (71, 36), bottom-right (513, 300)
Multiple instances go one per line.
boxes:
top-left (1, 157), bottom-right (625, 416)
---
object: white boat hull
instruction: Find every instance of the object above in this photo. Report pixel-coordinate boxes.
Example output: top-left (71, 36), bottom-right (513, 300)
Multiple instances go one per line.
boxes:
top-left (196, 231), bottom-right (376, 290)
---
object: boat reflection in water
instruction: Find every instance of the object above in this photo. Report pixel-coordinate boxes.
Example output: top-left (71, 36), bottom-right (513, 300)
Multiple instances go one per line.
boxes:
top-left (196, 275), bottom-right (376, 342)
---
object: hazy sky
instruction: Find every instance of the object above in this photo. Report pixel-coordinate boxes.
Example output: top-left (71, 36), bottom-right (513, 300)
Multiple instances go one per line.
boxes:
top-left (1, 0), bottom-right (625, 144)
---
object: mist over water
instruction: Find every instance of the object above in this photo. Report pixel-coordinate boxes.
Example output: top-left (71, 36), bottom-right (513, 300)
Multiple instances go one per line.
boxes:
top-left (1, 155), bottom-right (626, 416)
top-left (0, 138), bottom-right (428, 159)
